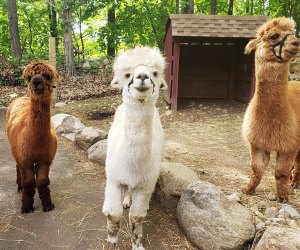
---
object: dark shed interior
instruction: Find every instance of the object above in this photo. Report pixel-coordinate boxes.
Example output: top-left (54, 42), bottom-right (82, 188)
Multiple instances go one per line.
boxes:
top-left (164, 14), bottom-right (268, 110)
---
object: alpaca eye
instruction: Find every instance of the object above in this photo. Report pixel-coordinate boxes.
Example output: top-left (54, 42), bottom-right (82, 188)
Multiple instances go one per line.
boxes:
top-left (125, 73), bottom-right (131, 79)
top-left (43, 74), bottom-right (51, 80)
top-left (153, 71), bottom-right (158, 77)
top-left (271, 34), bottom-right (280, 40)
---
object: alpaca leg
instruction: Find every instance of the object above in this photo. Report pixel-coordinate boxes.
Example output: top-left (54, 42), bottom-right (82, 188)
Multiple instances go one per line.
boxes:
top-left (102, 181), bottom-right (123, 244)
top-left (242, 145), bottom-right (270, 195)
top-left (20, 165), bottom-right (35, 213)
top-left (291, 152), bottom-right (300, 188)
top-left (275, 152), bottom-right (296, 202)
top-left (129, 187), bottom-right (154, 250)
top-left (123, 186), bottom-right (132, 209)
top-left (36, 164), bottom-right (54, 212)
top-left (16, 164), bottom-right (23, 192)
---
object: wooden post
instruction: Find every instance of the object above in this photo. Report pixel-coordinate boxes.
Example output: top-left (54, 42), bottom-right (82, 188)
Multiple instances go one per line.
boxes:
top-left (49, 37), bottom-right (57, 103)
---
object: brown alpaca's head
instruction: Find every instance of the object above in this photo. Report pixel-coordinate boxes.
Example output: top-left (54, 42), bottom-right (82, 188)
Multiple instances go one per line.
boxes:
top-left (245, 17), bottom-right (300, 62)
top-left (22, 61), bottom-right (59, 99)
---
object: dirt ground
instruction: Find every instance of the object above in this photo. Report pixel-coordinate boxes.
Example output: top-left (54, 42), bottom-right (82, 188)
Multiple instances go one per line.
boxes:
top-left (1, 90), bottom-right (300, 250)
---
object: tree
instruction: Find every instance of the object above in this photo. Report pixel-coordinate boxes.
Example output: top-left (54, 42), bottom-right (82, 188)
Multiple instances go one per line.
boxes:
top-left (228, 0), bottom-right (233, 15)
top-left (107, 3), bottom-right (115, 57)
top-left (7, 0), bottom-right (22, 58)
top-left (182, 0), bottom-right (194, 14)
top-left (63, 0), bottom-right (75, 75)
top-left (48, 0), bottom-right (58, 48)
top-left (210, 0), bottom-right (216, 14)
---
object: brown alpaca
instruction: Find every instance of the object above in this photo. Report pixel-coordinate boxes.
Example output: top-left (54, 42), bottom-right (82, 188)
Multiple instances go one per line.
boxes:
top-left (6, 61), bottom-right (58, 213)
top-left (242, 17), bottom-right (300, 202)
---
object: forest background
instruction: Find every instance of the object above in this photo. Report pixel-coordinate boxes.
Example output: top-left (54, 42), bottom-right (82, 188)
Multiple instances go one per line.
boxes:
top-left (1, 0), bottom-right (299, 77)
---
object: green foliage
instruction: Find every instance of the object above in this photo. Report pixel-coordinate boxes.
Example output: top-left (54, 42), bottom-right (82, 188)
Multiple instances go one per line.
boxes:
top-left (0, 0), bottom-right (299, 66)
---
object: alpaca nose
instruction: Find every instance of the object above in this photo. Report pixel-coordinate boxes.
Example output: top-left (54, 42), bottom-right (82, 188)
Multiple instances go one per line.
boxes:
top-left (136, 73), bottom-right (149, 82)
top-left (32, 76), bottom-right (44, 90)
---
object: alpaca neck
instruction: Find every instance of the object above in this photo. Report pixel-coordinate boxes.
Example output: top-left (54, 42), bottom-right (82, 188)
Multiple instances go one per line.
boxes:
top-left (29, 97), bottom-right (52, 134)
top-left (254, 61), bottom-right (289, 107)
top-left (123, 99), bottom-right (155, 141)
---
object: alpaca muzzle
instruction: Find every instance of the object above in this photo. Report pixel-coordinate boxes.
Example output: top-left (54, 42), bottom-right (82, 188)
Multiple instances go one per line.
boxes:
top-left (271, 33), bottom-right (295, 61)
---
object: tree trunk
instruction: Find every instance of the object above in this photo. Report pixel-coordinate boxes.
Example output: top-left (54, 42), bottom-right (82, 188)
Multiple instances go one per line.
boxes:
top-left (48, 0), bottom-right (58, 48)
top-left (79, 6), bottom-right (85, 60)
top-left (7, 0), bottom-right (22, 58)
top-left (228, 0), bottom-right (234, 15)
top-left (210, 0), bottom-right (217, 14)
top-left (107, 5), bottom-right (115, 57)
top-left (250, 0), bottom-right (253, 15)
top-left (176, 0), bottom-right (179, 13)
top-left (63, 1), bottom-right (75, 76)
top-left (292, 0), bottom-right (298, 23)
top-left (182, 0), bottom-right (194, 14)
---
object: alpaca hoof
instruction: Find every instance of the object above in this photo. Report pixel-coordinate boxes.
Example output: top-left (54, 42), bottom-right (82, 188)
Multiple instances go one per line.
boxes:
top-left (17, 186), bottom-right (23, 192)
top-left (242, 187), bottom-right (255, 195)
top-left (107, 235), bottom-right (118, 245)
top-left (21, 206), bottom-right (34, 213)
top-left (276, 196), bottom-right (288, 203)
top-left (43, 203), bottom-right (55, 212)
top-left (132, 243), bottom-right (145, 250)
top-left (123, 198), bottom-right (131, 209)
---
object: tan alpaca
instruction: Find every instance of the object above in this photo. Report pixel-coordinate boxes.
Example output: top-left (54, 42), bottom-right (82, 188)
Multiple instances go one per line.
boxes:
top-left (242, 17), bottom-right (300, 202)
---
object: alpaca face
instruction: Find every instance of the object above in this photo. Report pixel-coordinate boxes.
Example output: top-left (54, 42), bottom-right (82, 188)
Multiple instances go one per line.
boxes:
top-left (245, 17), bottom-right (299, 62)
top-left (22, 61), bottom-right (58, 99)
top-left (110, 47), bottom-right (167, 102)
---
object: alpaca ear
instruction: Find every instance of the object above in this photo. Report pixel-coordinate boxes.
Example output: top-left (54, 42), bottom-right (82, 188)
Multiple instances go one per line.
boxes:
top-left (110, 76), bottom-right (122, 89)
top-left (160, 78), bottom-right (167, 90)
top-left (245, 38), bottom-right (260, 54)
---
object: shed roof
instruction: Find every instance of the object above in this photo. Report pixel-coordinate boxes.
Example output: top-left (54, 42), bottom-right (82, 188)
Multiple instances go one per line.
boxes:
top-left (168, 14), bottom-right (268, 38)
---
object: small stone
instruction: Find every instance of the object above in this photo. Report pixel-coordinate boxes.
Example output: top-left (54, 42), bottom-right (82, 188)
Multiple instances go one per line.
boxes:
top-left (254, 210), bottom-right (264, 219)
top-left (267, 192), bottom-right (277, 201)
top-left (265, 207), bottom-right (278, 218)
top-left (9, 93), bottom-right (18, 99)
top-left (103, 58), bottom-right (110, 65)
top-left (165, 110), bottom-right (172, 116)
top-left (278, 210), bottom-right (290, 219)
top-left (265, 219), bottom-right (271, 226)
top-left (258, 200), bottom-right (268, 210)
top-left (288, 220), bottom-right (299, 228)
top-left (271, 218), bottom-right (287, 225)
top-left (256, 222), bottom-right (266, 231)
top-left (83, 61), bottom-right (90, 68)
top-left (54, 102), bottom-right (66, 108)
top-left (226, 192), bottom-right (241, 203)
top-left (279, 205), bottom-right (300, 220)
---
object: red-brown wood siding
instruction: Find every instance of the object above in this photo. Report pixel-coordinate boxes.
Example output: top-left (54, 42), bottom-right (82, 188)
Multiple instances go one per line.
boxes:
top-left (164, 23), bottom-right (173, 104)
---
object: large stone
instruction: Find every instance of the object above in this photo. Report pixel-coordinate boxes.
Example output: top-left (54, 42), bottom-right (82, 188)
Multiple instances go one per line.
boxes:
top-left (279, 205), bottom-right (300, 220)
top-left (75, 127), bottom-right (107, 150)
top-left (155, 162), bottom-right (199, 208)
top-left (88, 139), bottom-right (107, 166)
top-left (177, 181), bottom-right (255, 250)
top-left (52, 113), bottom-right (85, 141)
top-left (254, 226), bottom-right (300, 250)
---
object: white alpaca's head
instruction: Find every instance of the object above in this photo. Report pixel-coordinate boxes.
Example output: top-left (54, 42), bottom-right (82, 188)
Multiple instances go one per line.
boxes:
top-left (111, 46), bottom-right (167, 102)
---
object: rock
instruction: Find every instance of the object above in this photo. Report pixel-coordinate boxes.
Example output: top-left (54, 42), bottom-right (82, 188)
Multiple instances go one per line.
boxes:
top-left (254, 226), bottom-right (300, 250)
top-left (257, 200), bottom-right (268, 210)
top-left (52, 113), bottom-right (85, 136)
top-left (165, 110), bottom-right (172, 116)
top-left (177, 181), bottom-right (255, 250)
top-left (156, 162), bottom-right (199, 208)
top-left (278, 209), bottom-right (289, 219)
top-left (83, 61), bottom-right (91, 68)
top-left (52, 113), bottom-right (70, 130)
top-left (103, 58), bottom-right (110, 66)
top-left (265, 207), bottom-right (278, 218)
top-left (279, 205), bottom-right (300, 220)
top-left (270, 218), bottom-right (287, 225)
top-left (267, 192), bottom-right (277, 201)
top-left (288, 220), bottom-right (299, 228)
top-left (75, 127), bottom-right (107, 150)
top-left (88, 139), bottom-right (107, 166)
top-left (54, 102), bottom-right (66, 108)
top-left (226, 192), bottom-right (241, 203)
top-left (9, 93), bottom-right (18, 99)
top-left (256, 222), bottom-right (266, 231)
top-left (251, 208), bottom-right (264, 219)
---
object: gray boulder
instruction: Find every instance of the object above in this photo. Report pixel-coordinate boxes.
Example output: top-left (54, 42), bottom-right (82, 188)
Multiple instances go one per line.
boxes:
top-left (75, 127), bottom-right (107, 150)
top-left (279, 205), bottom-right (300, 220)
top-left (177, 181), bottom-right (255, 250)
top-left (88, 139), bottom-right (107, 165)
top-left (52, 113), bottom-right (85, 141)
top-left (155, 162), bottom-right (199, 208)
top-left (254, 226), bottom-right (300, 250)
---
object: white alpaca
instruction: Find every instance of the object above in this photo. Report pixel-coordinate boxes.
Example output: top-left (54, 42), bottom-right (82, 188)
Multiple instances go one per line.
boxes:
top-left (102, 46), bottom-right (167, 249)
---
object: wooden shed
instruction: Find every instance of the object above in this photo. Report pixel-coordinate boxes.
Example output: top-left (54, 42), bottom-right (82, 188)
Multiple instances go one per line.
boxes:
top-left (164, 14), bottom-right (268, 110)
